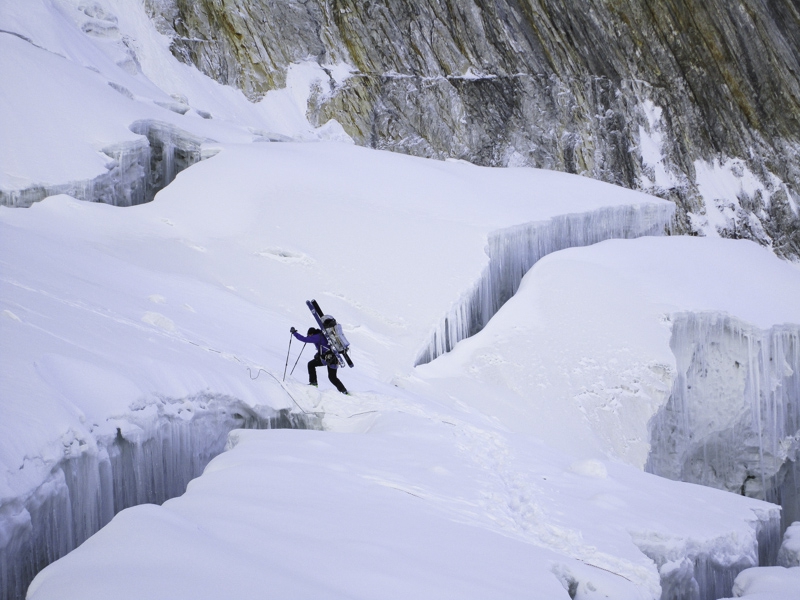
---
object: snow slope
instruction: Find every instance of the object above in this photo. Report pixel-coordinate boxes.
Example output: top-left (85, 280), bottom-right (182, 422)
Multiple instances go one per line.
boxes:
top-left (0, 0), bottom-right (351, 203)
top-left (1, 142), bottom-right (791, 600)
top-left (0, 141), bottom-right (675, 504)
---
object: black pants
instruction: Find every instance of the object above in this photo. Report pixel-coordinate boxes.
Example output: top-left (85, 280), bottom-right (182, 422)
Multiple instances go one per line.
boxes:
top-left (308, 354), bottom-right (348, 394)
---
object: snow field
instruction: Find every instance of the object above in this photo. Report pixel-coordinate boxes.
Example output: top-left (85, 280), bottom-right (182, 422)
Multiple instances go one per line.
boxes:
top-left (3, 141), bottom-right (794, 599)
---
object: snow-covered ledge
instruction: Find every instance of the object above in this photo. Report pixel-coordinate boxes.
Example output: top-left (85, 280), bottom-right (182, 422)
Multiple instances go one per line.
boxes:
top-left (0, 120), bottom-right (212, 208)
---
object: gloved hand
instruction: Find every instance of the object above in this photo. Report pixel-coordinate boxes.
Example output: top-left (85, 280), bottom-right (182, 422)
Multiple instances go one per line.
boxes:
top-left (290, 327), bottom-right (297, 334)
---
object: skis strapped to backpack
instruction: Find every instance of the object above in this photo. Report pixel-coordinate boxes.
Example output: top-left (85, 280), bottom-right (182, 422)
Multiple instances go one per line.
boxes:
top-left (306, 299), bottom-right (354, 368)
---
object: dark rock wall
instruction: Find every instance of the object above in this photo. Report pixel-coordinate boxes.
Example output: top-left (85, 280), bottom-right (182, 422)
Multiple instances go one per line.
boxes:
top-left (147, 0), bottom-right (800, 255)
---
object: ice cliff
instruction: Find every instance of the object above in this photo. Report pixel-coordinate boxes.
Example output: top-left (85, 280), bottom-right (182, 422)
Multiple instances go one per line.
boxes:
top-left (647, 313), bottom-right (800, 532)
top-left (147, 0), bottom-right (800, 256)
top-left (1, 120), bottom-right (210, 208)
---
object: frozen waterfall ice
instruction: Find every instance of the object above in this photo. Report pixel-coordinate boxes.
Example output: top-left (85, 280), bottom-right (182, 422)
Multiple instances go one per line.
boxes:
top-left (633, 507), bottom-right (780, 600)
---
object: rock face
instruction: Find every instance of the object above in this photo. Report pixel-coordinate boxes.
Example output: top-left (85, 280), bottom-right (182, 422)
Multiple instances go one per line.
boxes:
top-left (146, 0), bottom-right (800, 256)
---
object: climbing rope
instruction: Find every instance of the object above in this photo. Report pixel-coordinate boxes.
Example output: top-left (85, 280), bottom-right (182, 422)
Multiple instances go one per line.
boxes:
top-left (246, 364), bottom-right (318, 416)
top-left (180, 333), bottom-right (318, 417)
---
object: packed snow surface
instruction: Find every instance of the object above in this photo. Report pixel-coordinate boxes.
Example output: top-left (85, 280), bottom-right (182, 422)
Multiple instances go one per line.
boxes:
top-left (418, 235), bottom-right (800, 465)
top-left (0, 141), bottom-right (675, 503)
top-left (2, 0), bottom-right (800, 599)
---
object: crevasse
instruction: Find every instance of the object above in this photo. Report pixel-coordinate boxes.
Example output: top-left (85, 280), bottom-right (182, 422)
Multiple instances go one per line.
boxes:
top-left (0, 395), bottom-right (318, 600)
top-left (415, 202), bottom-right (676, 365)
top-left (0, 120), bottom-right (211, 208)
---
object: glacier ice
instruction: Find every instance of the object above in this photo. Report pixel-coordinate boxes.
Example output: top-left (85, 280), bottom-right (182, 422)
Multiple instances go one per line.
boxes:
top-left (0, 395), bottom-right (318, 600)
top-left (647, 313), bottom-right (800, 534)
top-left (632, 507), bottom-right (780, 600)
top-left (416, 202), bottom-right (675, 364)
top-left (128, 120), bottom-right (212, 204)
top-left (0, 120), bottom-right (211, 208)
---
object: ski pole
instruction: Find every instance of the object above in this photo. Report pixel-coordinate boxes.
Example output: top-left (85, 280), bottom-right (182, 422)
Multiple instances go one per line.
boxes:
top-left (283, 332), bottom-right (293, 381)
top-left (290, 343), bottom-right (307, 377)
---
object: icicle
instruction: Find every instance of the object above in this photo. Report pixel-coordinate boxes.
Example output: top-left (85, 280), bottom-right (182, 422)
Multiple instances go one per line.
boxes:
top-left (128, 120), bottom-right (208, 203)
top-left (636, 507), bottom-right (780, 600)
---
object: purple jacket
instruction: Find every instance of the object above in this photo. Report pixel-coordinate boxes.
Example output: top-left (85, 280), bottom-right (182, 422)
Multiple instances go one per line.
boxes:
top-left (292, 331), bottom-right (332, 356)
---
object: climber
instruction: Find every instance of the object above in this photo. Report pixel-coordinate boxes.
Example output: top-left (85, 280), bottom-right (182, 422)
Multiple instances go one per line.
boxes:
top-left (290, 326), bottom-right (349, 394)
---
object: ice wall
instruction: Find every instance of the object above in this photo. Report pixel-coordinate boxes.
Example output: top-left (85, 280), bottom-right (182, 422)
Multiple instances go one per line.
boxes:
top-left (634, 507), bottom-right (781, 600)
top-left (416, 202), bottom-right (675, 364)
top-left (0, 120), bottom-right (210, 208)
top-left (647, 313), bottom-right (800, 534)
top-left (0, 395), bottom-right (318, 600)
top-left (128, 120), bottom-right (213, 204)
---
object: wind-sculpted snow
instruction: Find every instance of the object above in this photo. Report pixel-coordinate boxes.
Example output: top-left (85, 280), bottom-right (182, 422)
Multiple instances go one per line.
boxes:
top-left (417, 235), bottom-right (800, 597)
top-left (5, 1), bottom-right (799, 598)
top-left (0, 396), bottom-right (317, 600)
top-left (647, 314), bottom-right (800, 533)
top-left (23, 424), bottom-right (781, 600)
top-left (416, 202), bottom-right (674, 364)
